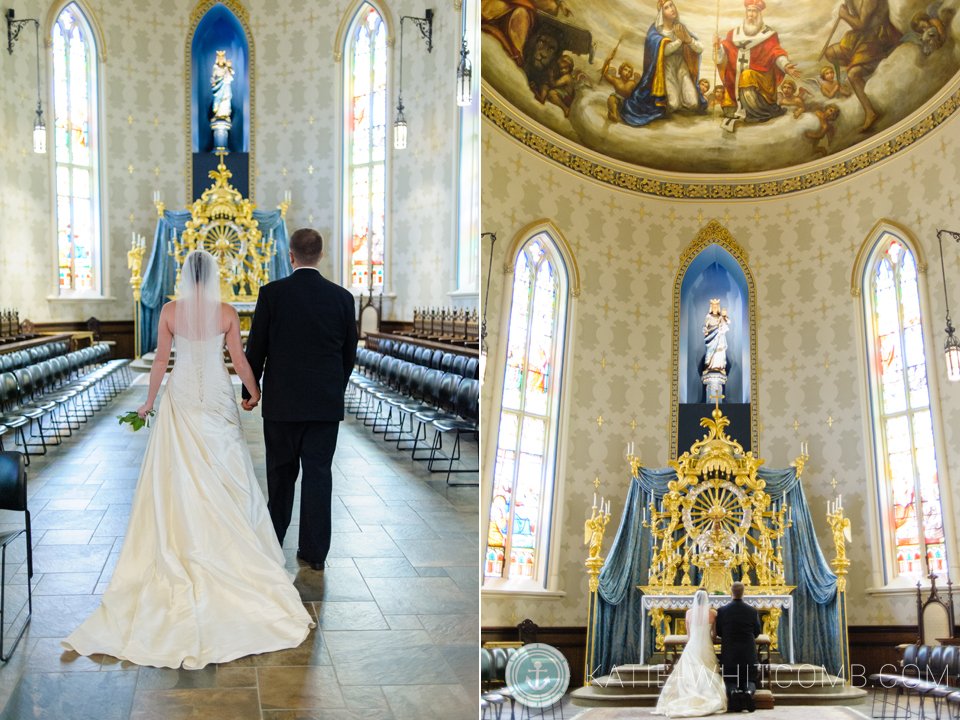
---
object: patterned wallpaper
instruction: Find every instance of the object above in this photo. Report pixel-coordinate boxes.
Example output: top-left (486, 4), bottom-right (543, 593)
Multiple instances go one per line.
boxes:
top-left (480, 111), bottom-right (960, 629)
top-left (0, 0), bottom-right (467, 322)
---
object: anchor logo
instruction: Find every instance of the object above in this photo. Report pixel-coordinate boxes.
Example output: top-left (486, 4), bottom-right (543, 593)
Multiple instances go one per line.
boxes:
top-left (527, 660), bottom-right (551, 690)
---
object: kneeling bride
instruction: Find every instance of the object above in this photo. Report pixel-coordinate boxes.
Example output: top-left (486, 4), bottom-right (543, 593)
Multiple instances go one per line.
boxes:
top-left (653, 588), bottom-right (727, 718)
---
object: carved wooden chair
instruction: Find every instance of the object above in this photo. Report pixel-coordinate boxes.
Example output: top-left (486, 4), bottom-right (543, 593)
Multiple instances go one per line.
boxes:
top-left (919, 574), bottom-right (955, 646)
top-left (357, 290), bottom-right (382, 340)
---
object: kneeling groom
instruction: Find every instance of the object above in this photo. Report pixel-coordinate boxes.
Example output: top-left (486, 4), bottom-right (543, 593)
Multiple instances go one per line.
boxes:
top-left (715, 582), bottom-right (761, 713)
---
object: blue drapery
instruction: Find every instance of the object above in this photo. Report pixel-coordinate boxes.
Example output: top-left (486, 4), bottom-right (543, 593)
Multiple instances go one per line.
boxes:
top-left (138, 209), bottom-right (292, 354)
top-left (592, 466), bottom-right (842, 678)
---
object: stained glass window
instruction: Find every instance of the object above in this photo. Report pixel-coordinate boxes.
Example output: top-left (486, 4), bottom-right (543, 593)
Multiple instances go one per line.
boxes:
top-left (54, 4), bottom-right (99, 295)
top-left (868, 234), bottom-right (947, 578)
top-left (346, 4), bottom-right (386, 290)
top-left (485, 234), bottom-right (566, 584)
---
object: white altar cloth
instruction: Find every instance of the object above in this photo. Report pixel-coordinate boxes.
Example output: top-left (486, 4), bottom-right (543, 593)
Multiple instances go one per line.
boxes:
top-left (639, 593), bottom-right (794, 664)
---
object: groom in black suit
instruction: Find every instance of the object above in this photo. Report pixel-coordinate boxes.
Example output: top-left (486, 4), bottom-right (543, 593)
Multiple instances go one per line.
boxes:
top-left (242, 228), bottom-right (358, 571)
top-left (715, 581), bottom-right (761, 713)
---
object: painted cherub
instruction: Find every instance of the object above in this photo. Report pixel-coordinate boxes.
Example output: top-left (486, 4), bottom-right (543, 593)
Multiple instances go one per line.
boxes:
top-left (817, 66), bottom-right (852, 99)
top-left (778, 79), bottom-right (812, 119)
top-left (534, 54), bottom-right (577, 118)
top-left (602, 61), bottom-right (640, 122)
top-left (804, 104), bottom-right (841, 157)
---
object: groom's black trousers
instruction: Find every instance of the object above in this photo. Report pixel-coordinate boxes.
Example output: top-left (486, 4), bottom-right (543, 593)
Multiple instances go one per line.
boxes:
top-left (263, 419), bottom-right (340, 563)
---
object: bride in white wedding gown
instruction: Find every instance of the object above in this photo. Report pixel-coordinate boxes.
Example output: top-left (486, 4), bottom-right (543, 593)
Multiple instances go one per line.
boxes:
top-left (62, 250), bottom-right (314, 669)
top-left (653, 589), bottom-right (727, 718)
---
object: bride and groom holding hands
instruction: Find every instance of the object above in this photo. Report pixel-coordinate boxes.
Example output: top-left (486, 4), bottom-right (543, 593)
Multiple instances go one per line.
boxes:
top-left (61, 229), bottom-right (358, 667)
top-left (655, 582), bottom-right (762, 718)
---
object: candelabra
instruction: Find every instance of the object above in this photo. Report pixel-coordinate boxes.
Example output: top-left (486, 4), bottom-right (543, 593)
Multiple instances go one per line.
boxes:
top-left (827, 495), bottom-right (852, 683)
top-left (127, 234), bottom-right (147, 358)
top-left (583, 495), bottom-right (612, 686)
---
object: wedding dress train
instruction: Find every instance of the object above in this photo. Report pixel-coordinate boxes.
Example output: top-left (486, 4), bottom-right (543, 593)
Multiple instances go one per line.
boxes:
top-left (62, 332), bottom-right (314, 669)
top-left (653, 590), bottom-right (727, 718)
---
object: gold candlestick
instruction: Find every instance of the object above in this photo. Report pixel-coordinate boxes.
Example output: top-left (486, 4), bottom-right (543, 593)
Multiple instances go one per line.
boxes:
top-left (127, 233), bottom-right (147, 359)
top-left (584, 499), bottom-right (612, 686)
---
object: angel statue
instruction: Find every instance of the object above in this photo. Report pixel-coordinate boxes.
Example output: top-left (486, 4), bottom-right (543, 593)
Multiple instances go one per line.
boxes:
top-left (703, 299), bottom-right (731, 375)
top-left (584, 507), bottom-right (610, 562)
top-left (211, 50), bottom-right (235, 122)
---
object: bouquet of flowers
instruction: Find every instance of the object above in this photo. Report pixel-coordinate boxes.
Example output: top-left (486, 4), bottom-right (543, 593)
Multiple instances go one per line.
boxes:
top-left (117, 410), bottom-right (155, 432)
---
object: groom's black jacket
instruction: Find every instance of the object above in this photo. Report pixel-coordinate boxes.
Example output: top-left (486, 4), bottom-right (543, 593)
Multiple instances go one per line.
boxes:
top-left (715, 597), bottom-right (761, 669)
top-left (242, 268), bottom-right (358, 422)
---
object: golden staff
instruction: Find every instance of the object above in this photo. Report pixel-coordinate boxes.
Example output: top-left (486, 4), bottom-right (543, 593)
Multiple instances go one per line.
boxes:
top-left (600, 38), bottom-right (623, 83)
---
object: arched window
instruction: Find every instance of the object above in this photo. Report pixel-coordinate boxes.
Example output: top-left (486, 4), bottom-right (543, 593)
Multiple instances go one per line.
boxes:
top-left (485, 232), bottom-right (569, 586)
top-left (344, 4), bottom-right (387, 290)
top-left (865, 233), bottom-right (947, 579)
top-left (53, 3), bottom-right (100, 295)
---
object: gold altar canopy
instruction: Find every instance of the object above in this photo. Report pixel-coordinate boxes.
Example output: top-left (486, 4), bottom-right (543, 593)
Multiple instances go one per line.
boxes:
top-left (164, 152), bottom-right (276, 302)
top-left (636, 406), bottom-right (798, 596)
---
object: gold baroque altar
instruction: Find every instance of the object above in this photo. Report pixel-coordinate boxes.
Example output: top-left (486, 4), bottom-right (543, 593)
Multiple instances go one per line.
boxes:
top-left (156, 151), bottom-right (284, 303)
top-left (632, 407), bottom-right (801, 655)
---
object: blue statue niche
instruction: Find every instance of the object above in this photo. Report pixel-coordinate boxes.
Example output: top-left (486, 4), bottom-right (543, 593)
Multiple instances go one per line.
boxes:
top-left (191, 3), bottom-right (249, 154)
top-left (678, 246), bottom-right (751, 404)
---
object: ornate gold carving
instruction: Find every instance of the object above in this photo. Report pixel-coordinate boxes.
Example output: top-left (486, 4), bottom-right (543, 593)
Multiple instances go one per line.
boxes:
top-left (918, 263), bottom-right (928, 274)
top-left (333, 50), bottom-right (343, 62)
top-left (186, 0), bottom-right (256, 203)
top-left (571, 288), bottom-right (581, 298)
top-left (650, 608), bottom-right (672, 651)
top-left (584, 505), bottom-right (611, 593)
top-left (850, 287), bottom-right (862, 298)
top-left (189, 0), bottom-right (249, 25)
top-left (681, 221), bottom-right (749, 266)
top-left (640, 407), bottom-right (795, 596)
top-left (171, 153), bottom-right (275, 301)
top-left (762, 607), bottom-right (782, 651)
top-left (482, 85), bottom-right (960, 198)
top-left (670, 223), bottom-right (758, 458)
top-left (503, 263), bottom-right (514, 274)
top-left (827, 502), bottom-right (851, 593)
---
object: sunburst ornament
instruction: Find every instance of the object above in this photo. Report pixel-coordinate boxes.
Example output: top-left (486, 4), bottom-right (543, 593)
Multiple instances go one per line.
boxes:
top-left (170, 152), bottom-right (276, 301)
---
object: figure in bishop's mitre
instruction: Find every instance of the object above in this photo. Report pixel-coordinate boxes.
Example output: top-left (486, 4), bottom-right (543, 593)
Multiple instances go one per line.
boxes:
top-left (211, 50), bottom-right (235, 122)
top-left (703, 299), bottom-right (731, 375)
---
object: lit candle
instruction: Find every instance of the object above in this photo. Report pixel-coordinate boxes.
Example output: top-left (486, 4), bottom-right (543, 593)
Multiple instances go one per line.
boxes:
top-left (593, 493), bottom-right (597, 509)
top-left (605, 500), bottom-right (610, 516)
top-left (838, 494), bottom-right (842, 510)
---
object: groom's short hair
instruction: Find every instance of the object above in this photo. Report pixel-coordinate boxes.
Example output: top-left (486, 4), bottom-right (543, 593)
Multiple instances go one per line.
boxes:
top-left (731, 582), bottom-right (745, 599)
top-left (290, 228), bottom-right (323, 265)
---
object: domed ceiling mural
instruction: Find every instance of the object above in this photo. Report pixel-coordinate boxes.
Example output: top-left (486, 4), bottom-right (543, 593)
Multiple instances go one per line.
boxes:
top-left (482, 0), bottom-right (960, 190)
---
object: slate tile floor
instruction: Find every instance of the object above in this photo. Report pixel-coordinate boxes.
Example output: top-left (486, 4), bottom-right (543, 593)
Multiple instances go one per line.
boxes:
top-left (0, 377), bottom-right (479, 719)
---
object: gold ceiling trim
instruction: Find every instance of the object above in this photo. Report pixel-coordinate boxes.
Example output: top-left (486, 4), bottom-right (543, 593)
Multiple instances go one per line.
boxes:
top-left (185, 0), bottom-right (256, 203)
top-left (482, 83), bottom-right (960, 199)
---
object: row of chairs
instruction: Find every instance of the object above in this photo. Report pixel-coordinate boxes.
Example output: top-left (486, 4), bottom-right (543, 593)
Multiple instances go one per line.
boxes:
top-left (0, 345), bottom-right (132, 465)
top-left (0, 341), bottom-right (70, 372)
top-left (348, 348), bottom-right (478, 485)
top-left (871, 644), bottom-right (960, 719)
top-left (374, 338), bottom-right (480, 380)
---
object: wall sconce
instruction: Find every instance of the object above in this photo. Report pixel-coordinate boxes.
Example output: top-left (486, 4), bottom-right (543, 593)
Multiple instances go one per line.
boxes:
top-left (480, 231), bottom-right (497, 383)
top-left (394, 9), bottom-right (434, 150)
top-left (936, 229), bottom-right (960, 381)
top-left (6, 9), bottom-right (46, 154)
top-left (457, 37), bottom-right (472, 107)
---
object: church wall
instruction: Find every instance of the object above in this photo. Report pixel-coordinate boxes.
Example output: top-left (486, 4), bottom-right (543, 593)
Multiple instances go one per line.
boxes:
top-left (480, 114), bottom-right (960, 630)
top-left (0, 0), bottom-right (462, 323)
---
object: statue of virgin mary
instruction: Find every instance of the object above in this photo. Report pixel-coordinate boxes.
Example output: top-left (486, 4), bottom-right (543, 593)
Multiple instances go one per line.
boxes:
top-left (211, 50), bottom-right (234, 122)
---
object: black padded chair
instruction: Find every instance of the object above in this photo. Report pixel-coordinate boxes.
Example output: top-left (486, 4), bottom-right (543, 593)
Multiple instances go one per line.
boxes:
top-left (0, 452), bottom-right (32, 660)
top-left (450, 354), bottom-right (467, 378)
top-left (427, 378), bottom-right (479, 485)
top-left (429, 349), bottom-right (444, 370)
top-left (465, 357), bottom-right (479, 380)
top-left (439, 353), bottom-right (455, 374)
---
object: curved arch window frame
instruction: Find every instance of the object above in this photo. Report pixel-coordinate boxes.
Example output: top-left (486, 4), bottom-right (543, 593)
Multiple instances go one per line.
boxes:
top-left (338, 0), bottom-right (392, 296)
top-left (46, 0), bottom-right (108, 301)
top-left (481, 223), bottom-right (579, 598)
top-left (854, 222), bottom-right (959, 594)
